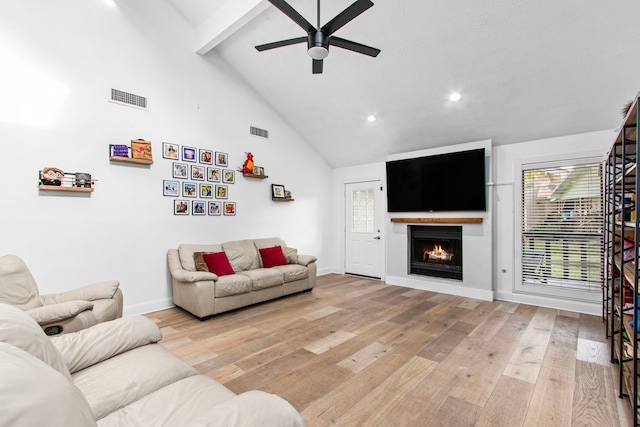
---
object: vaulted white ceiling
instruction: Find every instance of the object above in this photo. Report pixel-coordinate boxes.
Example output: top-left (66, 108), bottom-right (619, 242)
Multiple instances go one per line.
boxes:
top-left (165, 0), bottom-right (640, 168)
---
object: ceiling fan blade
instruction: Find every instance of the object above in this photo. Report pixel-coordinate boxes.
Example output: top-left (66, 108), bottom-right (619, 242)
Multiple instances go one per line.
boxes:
top-left (330, 36), bottom-right (380, 57)
top-left (255, 36), bottom-right (307, 52)
top-left (321, 0), bottom-right (373, 36)
top-left (312, 59), bottom-right (324, 74)
top-left (267, 0), bottom-right (315, 33)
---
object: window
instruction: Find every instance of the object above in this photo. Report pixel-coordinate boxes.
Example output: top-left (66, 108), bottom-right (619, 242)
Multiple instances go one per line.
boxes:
top-left (521, 162), bottom-right (603, 294)
top-left (351, 189), bottom-right (374, 233)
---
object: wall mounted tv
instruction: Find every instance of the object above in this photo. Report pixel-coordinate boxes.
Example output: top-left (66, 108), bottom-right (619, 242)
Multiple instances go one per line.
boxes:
top-left (385, 148), bottom-right (487, 212)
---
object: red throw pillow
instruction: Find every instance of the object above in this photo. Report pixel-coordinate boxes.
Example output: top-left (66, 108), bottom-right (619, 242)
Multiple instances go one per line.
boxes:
top-left (202, 252), bottom-right (235, 276)
top-left (259, 246), bottom-right (287, 268)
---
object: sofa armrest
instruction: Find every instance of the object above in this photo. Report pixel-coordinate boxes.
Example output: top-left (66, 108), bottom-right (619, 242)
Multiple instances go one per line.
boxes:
top-left (297, 255), bottom-right (317, 266)
top-left (26, 300), bottom-right (94, 324)
top-left (171, 269), bottom-right (218, 283)
top-left (190, 390), bottom-right (305, 427)
top-left (51, 316), bottom-right (162, 374)
top-left (40, 280), bottom-right (120, 305)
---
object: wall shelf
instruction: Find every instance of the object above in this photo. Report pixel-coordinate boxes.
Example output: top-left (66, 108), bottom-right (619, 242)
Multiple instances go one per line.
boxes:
top-left (109, 156), bottom-right (153, 165)
top-left (272, 198), bottom-right (294, 202)
top-left (390, 217), bottom-right (483, 224)
top-left (243, 173), bottom-right (268, 179)
top-left (39, 185), bottom-right (94, 193)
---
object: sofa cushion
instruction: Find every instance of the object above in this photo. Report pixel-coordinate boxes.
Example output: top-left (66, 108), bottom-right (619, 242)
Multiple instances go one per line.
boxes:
top-left (0, 342), bottom-right (97, 427)
top-left (221, 240), bottom-right (260, 271)
top-left (224, 248), bottom-right (255, 272)
top-left (273, 264), bottom-right (309, 282)
top-left (97, 375), bottom-right (236, 427)
top-left (214, 274), bottom-right (253, 297)
top-left (259, 246), bottom-right (287, 268)
top-left (0, 303), bottom-right (71, 380)
top-left (51, 316), bottom-right (162, 374)
top-left (178, 244), bottom-right (223, 271)
top-left (193, 252), bottom-right (211, 272)
top-left (282, 247), bottom-right (298, 264)
top-left (253, 237), bottom-right (285, 250)
top-left (203, 252), bottom-right (235, 276)
top-left (72, 343), bottom-right (199, 421)
top-left (238, 269), bottom-right (284, 290)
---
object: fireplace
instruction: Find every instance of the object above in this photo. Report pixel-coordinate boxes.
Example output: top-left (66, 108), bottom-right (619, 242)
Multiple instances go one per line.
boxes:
top-left (408, 225), bottom-right (463, 280)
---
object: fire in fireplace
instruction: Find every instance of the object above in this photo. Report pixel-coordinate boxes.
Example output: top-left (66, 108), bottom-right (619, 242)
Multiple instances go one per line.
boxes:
top-left (409, 225), bottom-right (462, 280)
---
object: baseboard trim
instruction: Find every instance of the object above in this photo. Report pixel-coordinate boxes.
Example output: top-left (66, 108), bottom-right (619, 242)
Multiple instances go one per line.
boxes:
top-left (385, 275), bottom-right (494, 301)
top-left (123, 297), bottom-right (174, 317)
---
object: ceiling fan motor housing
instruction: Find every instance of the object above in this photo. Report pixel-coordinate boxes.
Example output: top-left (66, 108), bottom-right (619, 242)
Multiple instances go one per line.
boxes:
top-left (307, 31), bottom-right (330, 59)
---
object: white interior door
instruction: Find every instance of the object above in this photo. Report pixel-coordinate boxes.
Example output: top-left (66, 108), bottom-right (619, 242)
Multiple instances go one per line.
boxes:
top-left (345, 181), bottom-right (384, 279)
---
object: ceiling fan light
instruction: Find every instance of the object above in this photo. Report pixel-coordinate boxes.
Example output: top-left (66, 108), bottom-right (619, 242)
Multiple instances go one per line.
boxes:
top-left (308, 46), bottom-right (329, 60)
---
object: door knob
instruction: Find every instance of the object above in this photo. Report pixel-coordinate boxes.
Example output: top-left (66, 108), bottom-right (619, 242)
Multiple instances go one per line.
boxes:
top-left (373, 236), bottom-right (381, 240)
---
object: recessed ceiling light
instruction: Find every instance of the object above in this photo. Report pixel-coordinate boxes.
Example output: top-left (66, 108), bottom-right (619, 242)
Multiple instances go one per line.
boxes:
top-left (367, 115), bottom-right (377, 122)
top-left (449, 92), bottom-right (462, 102)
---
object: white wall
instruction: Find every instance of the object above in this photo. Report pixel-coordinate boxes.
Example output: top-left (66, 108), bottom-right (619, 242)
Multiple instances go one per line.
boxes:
top-left (0, 0), bottom-right (332, 316)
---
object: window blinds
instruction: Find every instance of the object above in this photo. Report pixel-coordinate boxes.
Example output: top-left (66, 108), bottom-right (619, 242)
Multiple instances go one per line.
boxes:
top-left (521, 163), bottom-right (603, 292)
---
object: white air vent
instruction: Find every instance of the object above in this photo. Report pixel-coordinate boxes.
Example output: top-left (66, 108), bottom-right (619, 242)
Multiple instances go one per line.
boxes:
top-left (250, 126), bottom-right (269, 139)
top-left (110, 88), bottom-right (147, 110)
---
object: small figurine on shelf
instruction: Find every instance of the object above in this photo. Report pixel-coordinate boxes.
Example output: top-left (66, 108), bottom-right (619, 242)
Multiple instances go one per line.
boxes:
top-left (238, 152), bottom-right (254, 174)
top-left (40, 167), bottom-right (64, 186)
top-left (75, 173), bottom-right (92, 188)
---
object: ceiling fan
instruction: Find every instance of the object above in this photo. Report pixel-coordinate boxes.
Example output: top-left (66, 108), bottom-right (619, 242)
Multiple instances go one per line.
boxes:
top-left (255, 0), bottom-right (380, 74)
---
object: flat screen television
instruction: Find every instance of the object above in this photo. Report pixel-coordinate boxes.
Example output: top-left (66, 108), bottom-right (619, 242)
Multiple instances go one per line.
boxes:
top-left (385, 148), bottom-right (486, 212)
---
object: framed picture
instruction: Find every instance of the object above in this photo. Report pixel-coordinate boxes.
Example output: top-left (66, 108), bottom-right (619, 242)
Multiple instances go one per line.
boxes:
top-left (215, 184), bottom-right (228, 199)
top-left (224, 202), bottom-right (236, 216)
top-left (191, 165), bottom-right (205, 181)
top-left (183, 182), bottom-right (197, 198)
top-left (208, 201), bottom-right (221, 216)
top-left (222, 169), bottom-right (235, 184)
top-left (131, 140), bottom-right (152, 161)
top-left (199, 183), bottom-right (213, 198)
top-left (207, 167), bottom-right (221, 182)
top-left (215, 151), bottom-right (228, 167)
top-left (192, 200), bottom-right (206, 216)
top-left (199, 149), bottom-right (213, 165)
top-left (163, 142), bottom-right (179, 160)
top-left (252, 166), bottom-right (264, 176)
top-left (172, 162), bottom-right (188, 179)
top-left (174, 200), bottom-right (189, 215)
top-left (272, 184), bottom-right (286, 199)
top-left (163, 180), bottom-right (179, 197)
top-left (182, 146), bottom-right (197, 162)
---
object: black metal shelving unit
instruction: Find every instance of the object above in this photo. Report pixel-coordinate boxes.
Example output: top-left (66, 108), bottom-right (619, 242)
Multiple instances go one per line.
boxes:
top-left (604, 92), bottom-right (640, 426)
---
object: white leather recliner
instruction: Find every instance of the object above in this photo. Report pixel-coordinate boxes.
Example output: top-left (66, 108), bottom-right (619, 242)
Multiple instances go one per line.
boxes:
top-left (0, 254), bottom-right (122, 335)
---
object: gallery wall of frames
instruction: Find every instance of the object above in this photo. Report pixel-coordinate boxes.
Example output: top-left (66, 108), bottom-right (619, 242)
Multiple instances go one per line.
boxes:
top-left (161, 142), bottom-right (236, 216)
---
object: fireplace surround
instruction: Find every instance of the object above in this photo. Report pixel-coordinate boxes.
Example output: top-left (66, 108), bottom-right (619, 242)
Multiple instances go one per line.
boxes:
top-left (408, 225), bottom-right (463, 280)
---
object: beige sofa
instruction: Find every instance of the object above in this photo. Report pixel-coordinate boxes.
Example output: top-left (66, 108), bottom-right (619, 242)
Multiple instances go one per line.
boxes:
top-left (167, 237), bottom-right (317, 318)
top-left (0, 303), bottom-right (305, 427)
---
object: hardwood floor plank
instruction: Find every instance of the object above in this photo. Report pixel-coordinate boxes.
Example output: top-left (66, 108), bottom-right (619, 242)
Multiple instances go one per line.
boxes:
top-left (333, 356), bottom-right (438, 426)
top-left (572, 360), bottom-right (622, 427)
top-left (503, 306), bottom-right (557, 384)
top-left (336, 341), bottom-right (394, 373)
top-left (474, 375), bottom-right (534, 427)
top-left (446, 304), bottom-right (535, 407)
top-left (522, 315), bottom-right (578, 427)
top-left (424, 396), bottom-right (483, 427)
top-left (303, 330), bottom-right (357, 355)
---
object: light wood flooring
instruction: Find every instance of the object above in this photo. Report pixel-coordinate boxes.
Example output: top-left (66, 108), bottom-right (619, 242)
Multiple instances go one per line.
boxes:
top-left (146, 274), bottom-right (633, 427)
